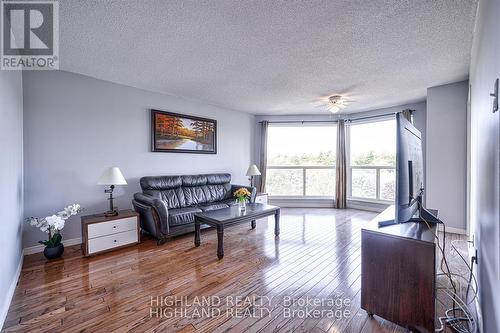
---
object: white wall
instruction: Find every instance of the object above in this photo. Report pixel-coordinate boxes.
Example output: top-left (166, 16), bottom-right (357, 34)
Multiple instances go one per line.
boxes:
top-left (22, 71), bottom-right (255, 248)
top-left (469, 0), bottom-right (500, 330)
top-left (426, 81), bottom-right (468, 231)
top-left (0, 71), bottom-right (24, 329)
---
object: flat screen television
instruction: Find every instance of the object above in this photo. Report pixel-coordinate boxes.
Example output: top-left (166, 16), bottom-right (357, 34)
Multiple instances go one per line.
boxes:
top-left (395, 113), bottom-right (425, 223)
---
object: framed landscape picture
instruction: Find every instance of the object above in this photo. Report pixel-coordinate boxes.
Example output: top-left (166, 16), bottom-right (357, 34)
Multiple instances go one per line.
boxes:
top-left (151, 110), bottom-right (217, 154)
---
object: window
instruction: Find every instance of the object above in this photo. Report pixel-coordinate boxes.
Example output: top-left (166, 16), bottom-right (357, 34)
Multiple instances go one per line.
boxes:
top-left (263, 118), bottom-right (396, 204)
top-left (266, 124), bottom-right (336, 197)
top-left (348, 118), bottom-right (396, 201)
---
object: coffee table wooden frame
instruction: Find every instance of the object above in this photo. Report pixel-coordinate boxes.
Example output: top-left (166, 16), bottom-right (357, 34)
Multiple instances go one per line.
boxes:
top-left (194, 203), bottom-right (280, 259)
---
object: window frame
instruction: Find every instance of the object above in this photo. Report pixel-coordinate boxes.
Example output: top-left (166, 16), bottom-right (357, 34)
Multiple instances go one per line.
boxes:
top-left (264, 116), bottom-right (396, 205)
top-left (346, 116), bottom-right (396, 204)
top-left (265, 122), bottom-right (337, 199)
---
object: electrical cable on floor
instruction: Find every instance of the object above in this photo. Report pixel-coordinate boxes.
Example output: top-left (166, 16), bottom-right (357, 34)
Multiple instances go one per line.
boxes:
top-left (434, 239), bottom-right (477, 332)
top-left (437, 287), bottom-right (477, 333)
top-left (435, 260), bottom-right (478, 333)
top-left (415, 201), bottom-right (477, 333)
top-left (435, 272), bottom-right (477, 306)
top-left (465, 256), bottom-right (476, 306)
top-left (418, 206), bottom-right (458, 310)
top-left (450, 239), bottom-right (478, 306)
top-left (435, 275), bottom-right (476, 332)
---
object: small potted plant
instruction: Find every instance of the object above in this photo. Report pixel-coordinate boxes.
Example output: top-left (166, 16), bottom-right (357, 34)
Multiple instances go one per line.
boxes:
top-left (26, 204), bottom-right (83, 259)
top-left (234, 188), bottom-right (251, 211)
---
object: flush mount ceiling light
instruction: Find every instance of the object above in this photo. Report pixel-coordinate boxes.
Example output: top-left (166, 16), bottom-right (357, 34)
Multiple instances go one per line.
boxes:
top-left (313, 94), bottom-right (354, 113)
top-left (327, 95), bottom-right (349, 113)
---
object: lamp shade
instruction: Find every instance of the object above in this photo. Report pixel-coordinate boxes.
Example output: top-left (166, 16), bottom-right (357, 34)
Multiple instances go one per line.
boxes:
top-left (246, 164), bottom-right (261, 176)
top-left (97, 167), bottom-right (127, 185)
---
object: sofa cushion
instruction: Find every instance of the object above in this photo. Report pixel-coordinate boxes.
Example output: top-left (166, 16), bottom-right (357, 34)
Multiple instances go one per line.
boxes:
top-left (140, 173), bottom-right (233, 208)
top-left (183, 186), bottom-right (208, 206)
top-left (158, 188), bottom-right (185, 209)
top-left (199, 203), bottom-right (229, 212)
top-left (181, 175), bottom-right (208, 187)
top-left (207, 173), bottom-right (231, 185)
top-left (141, 176), bottom-right (182, 190)
top-left (206, 184), bottom-right (231, 202)
top-left (183, 184), bottom-right (231, 206)
top-left (140, 176), bottom-right (186, 208)
top-left (168, 207), bottom-right (202, 227)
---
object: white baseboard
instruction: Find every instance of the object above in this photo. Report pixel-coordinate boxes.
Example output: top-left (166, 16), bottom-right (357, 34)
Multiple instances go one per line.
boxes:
top-left (23, 237), bottom-right (82, 255)
top-left (443, 226), bottom-right (468, 235)
top-left (268, 199), bottom-right (389, 211)
top-left (0, 250), bottom-right (24, 331)
top-left (269, 198), bottom-right (335, 208)
top-left (347, 203), bottom-right (386, 213)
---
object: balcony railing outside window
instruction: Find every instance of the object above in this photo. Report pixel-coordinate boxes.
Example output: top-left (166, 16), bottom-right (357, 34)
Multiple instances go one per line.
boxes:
top-left (266, 165), bottom-right (336, 197)
top-left (349, 165), bottom-right (395, 201)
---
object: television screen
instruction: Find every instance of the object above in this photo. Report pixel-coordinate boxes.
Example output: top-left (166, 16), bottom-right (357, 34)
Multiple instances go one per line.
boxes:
top-left (395, 113), bottom-right (424, 223)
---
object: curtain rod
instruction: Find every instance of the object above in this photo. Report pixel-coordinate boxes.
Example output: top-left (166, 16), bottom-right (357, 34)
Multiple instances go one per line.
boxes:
top-left (258, 112), bottom-right (397, 124)
top-left (347, 112), bottom-right (397, 122)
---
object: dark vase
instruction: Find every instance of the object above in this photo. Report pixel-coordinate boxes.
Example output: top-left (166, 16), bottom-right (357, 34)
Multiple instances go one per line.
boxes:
top-left (43, 244), bottom-right (64, 260)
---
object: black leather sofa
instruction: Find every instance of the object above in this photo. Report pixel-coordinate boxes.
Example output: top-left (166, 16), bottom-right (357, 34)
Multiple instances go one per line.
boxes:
top-left (132, 173), bottom-right (256, 244)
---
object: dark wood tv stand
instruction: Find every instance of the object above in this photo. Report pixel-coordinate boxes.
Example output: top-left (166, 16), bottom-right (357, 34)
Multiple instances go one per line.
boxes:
top-left (361, 206), bottom-right (437, 333)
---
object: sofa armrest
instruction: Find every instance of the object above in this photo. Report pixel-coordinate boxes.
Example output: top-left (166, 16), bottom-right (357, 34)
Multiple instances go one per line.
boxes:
top-left (133, 193), bottom-right (170, 234)
top-left (230, 184), bottom-right (257, 203)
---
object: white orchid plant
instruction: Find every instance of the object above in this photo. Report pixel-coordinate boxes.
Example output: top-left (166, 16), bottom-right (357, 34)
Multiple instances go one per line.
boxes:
top-left (26, 204), bottom-right (83, 248)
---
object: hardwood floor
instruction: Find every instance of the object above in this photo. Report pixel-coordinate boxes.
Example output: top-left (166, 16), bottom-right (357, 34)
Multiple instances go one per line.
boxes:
top-left (4, 208), bottom-right (469, 333)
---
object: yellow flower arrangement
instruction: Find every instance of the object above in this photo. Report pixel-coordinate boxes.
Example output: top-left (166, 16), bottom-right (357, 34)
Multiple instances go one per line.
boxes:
top-left (234, 187), bottom-right (251, 202)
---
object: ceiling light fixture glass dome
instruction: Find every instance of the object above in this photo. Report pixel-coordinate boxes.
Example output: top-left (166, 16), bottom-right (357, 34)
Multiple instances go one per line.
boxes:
top-left (327, 95), bottom-right (346, 113)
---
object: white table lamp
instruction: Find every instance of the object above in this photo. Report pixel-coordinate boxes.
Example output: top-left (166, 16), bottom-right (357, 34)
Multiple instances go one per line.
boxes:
top-left (98, 167), bottom-right (127, 216)
top-left (246, 164), bottom-right (261, 187)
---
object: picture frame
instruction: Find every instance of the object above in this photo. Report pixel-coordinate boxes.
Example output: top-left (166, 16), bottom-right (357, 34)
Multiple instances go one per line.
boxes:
top-left (151, 110), bottom-right (217, 154)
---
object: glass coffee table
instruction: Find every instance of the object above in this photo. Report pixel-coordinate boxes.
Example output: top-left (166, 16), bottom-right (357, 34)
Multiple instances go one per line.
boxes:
top-left (194, 203), bottom-right (280, 259)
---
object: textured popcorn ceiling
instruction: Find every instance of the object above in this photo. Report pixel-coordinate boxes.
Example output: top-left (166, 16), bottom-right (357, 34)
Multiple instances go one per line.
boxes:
top-left (59, 0), bottom-right (478, 115)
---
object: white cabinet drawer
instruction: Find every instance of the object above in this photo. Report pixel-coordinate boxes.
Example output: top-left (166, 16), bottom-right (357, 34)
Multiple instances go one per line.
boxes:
top-left (87, 216), bottom-right (137, 239)
top-left (87, 229), bottom-right (138, 254)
